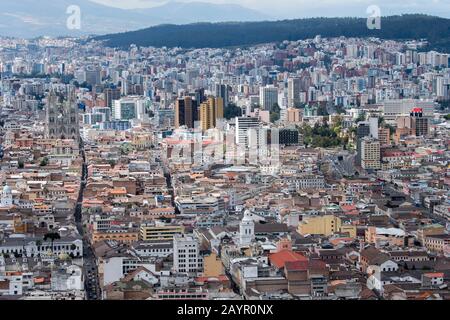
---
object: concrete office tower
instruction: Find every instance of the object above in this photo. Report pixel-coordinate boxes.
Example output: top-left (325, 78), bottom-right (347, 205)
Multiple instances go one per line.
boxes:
top-left (288, 77), bottom-right (301, 108)
top-left (173, 234), bottom-right (201, 276)
top-left (378, 127), bottom-right (391, 146)
top-left (369, 117), bottom-right (379, 139)
top-left (215, 83), bottom-right (230, 108)
top-left (112, 96), bottom-right (146, 121)
top-left (175, 96), bottom-right (198, 129)
top-left (104, 87), bottom-right (121, 108)
top-left (356, 122), bottom-right (371, 166)
top-left (259, 85), bottom-right (278, 111)
top-left (199, 97), bottom-right (223, 131)
top-left (410, 107), bottom-right (429, 137)
top-left (383, 99), bottom-right (434, 120)
top-left (235, 116), bottom-right (260, 147)
top-left (85, 65), bottom-right (101, 86)
top-left (361, 137), bottom-right (381, 170)
top-left (45, 91), bottom-right (80, 141)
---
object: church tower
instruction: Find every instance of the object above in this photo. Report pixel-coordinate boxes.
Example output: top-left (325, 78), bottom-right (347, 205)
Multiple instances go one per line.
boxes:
top-left (239, 210), bottom-right (255, 246)
top-left (45, 90), bottom-right (80, 141)
top-left (1, 184), bottom-right (13, 207)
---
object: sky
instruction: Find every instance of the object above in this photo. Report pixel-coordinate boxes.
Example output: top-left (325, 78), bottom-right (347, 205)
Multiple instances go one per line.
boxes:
top-left (91, 0), bottom-right (449, 19)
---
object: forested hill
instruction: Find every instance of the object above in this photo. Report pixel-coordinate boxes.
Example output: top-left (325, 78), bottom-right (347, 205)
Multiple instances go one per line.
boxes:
top-left (93, 15), bottom-right (450, 52)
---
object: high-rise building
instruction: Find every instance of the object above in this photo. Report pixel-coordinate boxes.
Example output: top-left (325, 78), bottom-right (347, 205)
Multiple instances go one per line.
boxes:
top-left (361, 137), bottom-right (381, 170)
top-left (175, 96), bottom-right (198, 129)
top-left (112, 97), bottom-right (146, 121)
top-left (195, 88), bottom-right (206, 104)
top-left (288, 77), bottom-right (301, 107)
top-left (410, 107), bottom-right (429, 136)
top-left (259, 85), bottom-right (278, 111)
top-left (85, 66), bottom-right (101, 86)
top-left (104, 88), bottom-right (121, 108)
top-left (215, 83), bottom-right (230, 107)
top-left (199, 97), bottom-right (223, 131)
top-left (173, 234), bottom-right (201, 276)
top-left (369, 117), bottom-right (379, 139)
top-left (356, 122), bottom-right (371, 166)
top-left (378, 127), bottom-right (391, 146)
top-left (383, 99), bottom-right (434, 120)
top-left (45, 92), bottom-right (80, 141)
top-left (286, 107), bottom-right (302, 124)
top-left (235, 116), bottom-right (260, 146)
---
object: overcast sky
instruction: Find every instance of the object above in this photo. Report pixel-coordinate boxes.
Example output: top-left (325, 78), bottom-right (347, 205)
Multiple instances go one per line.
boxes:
top-left (91, 0), bottom-right (449, 18)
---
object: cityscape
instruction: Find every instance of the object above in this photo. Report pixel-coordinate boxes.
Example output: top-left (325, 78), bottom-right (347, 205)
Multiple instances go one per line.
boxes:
top-left (0, 0), bottom-right (449, 304)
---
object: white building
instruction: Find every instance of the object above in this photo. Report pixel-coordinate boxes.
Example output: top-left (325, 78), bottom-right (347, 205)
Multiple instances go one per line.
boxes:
top-left (0, 185), bottom-right (13, 207)
top-left (173, 234), bottom-right (202, 276)
top-left (239, 210), bottom-right (255, 246)
top-left (235, 117), bottom-right (260, 147)
top-left (102, 255), bottom-right (156, 286)
top-left (383, 99), bottom-right (434, 120)
top-left (112, 96), bottom-right (146, 121)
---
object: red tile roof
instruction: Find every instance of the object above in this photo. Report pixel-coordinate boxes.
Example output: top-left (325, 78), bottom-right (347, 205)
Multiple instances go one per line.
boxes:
top-left (285, 260), bottom-right (309, 271)
top-left (269, 250), bottom-right (308, 269)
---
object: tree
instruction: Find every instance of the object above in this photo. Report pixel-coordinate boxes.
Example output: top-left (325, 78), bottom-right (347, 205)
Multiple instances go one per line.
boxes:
top-left (40, 157), bottom-right (49, 167)
top-left (270, 103), bottom-right (281, 123)
top-left (355, 113), bottom-right (366, 123)
top-left (43, 232), bottom-right (61, 253)
top-left (224, 103), bottom-right (242, 120)
top-left (18, 160), bottom-right (24, 169)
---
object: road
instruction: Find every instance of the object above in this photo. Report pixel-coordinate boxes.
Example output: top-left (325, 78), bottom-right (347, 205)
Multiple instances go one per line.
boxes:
top-left (76, 139), bottom-right (101, 300)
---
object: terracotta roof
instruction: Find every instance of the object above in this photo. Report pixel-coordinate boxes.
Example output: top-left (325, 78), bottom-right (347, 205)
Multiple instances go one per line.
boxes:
top-left (284, 260), bottom-right (309, 271)
top-left (423, 272), bottom-right (444, 278)
top-left (269, 250), bottom-right (308, 269)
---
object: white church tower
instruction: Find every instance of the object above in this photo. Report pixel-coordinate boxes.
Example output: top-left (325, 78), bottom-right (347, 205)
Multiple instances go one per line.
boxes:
top-left (0, 184), bottom-right (12, 207)
top-left (239, 210), bottom-right (255, 246)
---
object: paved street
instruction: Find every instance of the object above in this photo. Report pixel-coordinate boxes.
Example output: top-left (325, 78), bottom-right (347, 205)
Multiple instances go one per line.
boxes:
top-left (76, 140), bottom-right (101, 300)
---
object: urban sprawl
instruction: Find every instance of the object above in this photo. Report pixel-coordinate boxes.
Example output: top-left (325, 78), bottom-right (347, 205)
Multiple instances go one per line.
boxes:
top-left (0, 35), bottom-right (449, 300)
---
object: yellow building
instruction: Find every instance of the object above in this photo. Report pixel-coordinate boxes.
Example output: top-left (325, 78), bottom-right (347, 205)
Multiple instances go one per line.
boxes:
top-left (200, 97), bottom-right (223, 131)
top-left (297, 215), bottom-right (342, 236)
top-left (286, 107), bottom-right (302, 124)
top-left (417, 224), bottom-right (446, 244)
top-left (139, 223), bottom-right (184, 241)
top-left (340, 224), bottom-right (357, 238)
top-left (203, 252), bottom-right (225, 278)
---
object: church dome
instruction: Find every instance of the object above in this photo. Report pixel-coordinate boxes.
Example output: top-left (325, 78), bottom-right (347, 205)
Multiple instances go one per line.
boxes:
top-left (242, 210), bottom-right (253, 222)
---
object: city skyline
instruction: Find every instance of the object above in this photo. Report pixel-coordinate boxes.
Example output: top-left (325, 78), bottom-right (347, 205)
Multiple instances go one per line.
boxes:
top-left (0, 3), bottom-right (449, 307)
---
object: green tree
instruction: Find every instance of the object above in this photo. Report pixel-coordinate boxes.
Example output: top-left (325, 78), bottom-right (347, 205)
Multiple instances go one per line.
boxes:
top-left (270, 103), bottom-right (281, 123)
top-left (43, 232), bottom-right (61, 253)
top-left (40, 157), bottom-right (49, 167)
top-left (224, 103), bottom-right (242, 120)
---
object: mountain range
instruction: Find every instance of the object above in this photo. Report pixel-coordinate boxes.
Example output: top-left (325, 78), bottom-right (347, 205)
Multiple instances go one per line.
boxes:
top-left (92, 14), bottom-right (450, 53)
top-left (0, 0), bottom-right (269, 38)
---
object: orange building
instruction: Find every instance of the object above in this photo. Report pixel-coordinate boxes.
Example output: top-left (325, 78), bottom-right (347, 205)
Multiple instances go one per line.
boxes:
top-left (92, 230), bottom-right (139, 244)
